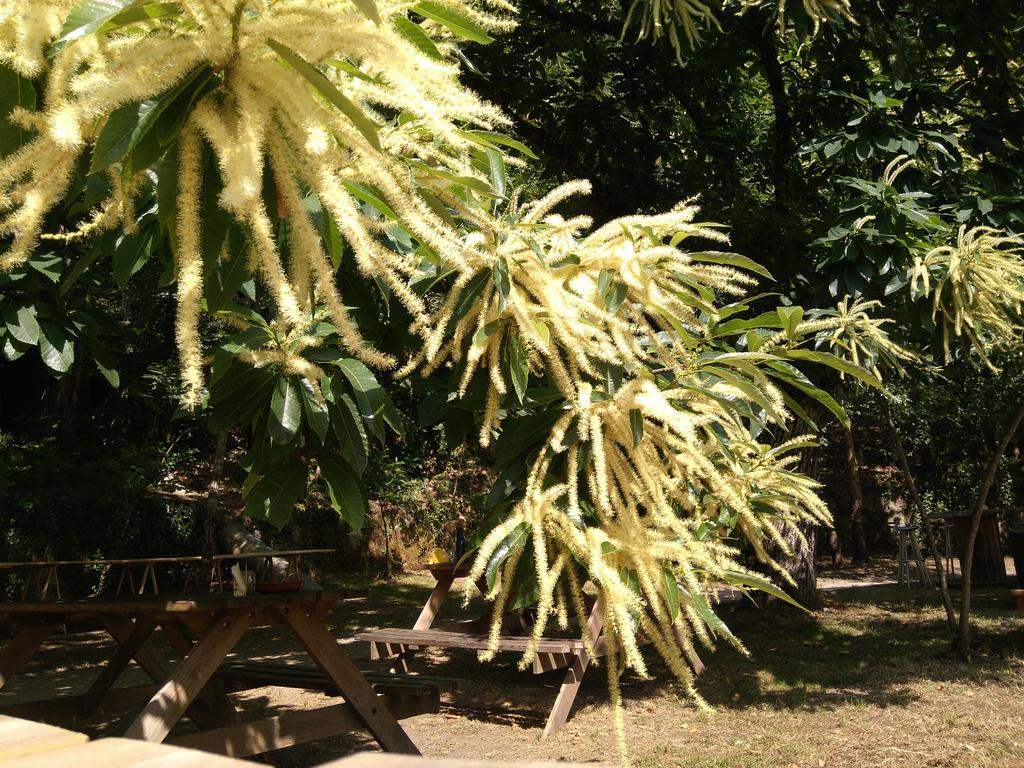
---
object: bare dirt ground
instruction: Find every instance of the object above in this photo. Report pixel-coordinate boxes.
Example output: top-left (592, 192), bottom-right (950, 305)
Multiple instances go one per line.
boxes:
top-left (1, 558), bottom-right (1022, 768)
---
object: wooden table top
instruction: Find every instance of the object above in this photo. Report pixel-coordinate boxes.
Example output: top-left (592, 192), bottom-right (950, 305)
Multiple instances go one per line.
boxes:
top-left (0, 737), bottom-right (255, 767)
top-left (0, 715), bottom-right (87, 760)
top-left (0, 590), bottom-right (336, 616)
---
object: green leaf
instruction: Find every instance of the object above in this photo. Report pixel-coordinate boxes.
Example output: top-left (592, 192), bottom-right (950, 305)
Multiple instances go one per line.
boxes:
top-left (485, 522), bottom-right (529, 590)
top-left (777, 305), bottom-right (803, 339)
top-left (629, 408), bottom-right (644, 447)
top-left (451, 269), bottom-right (490, 323)
top-left (335, 358), bottom-right (386, 442)
top-left (350, 0), bottom-right (382, 24)
top-left (782, 348), bottom-right (884, 391)
top-left (662, 568), bottom-right (680, 621)
top-left (1, 335), bottom-right (28, 361)
top-left (38, 322), bottom-right (74, 374)
top-left (112, 228), bottom-right (155, 286)
top-left (55, 0), bottom-right (134, 46)
top-left (492, 257), bottom-right (510, 309)
top-left (320, 454), bottom-right (367, 531)
top-left (485, 147), bottom-right (507, 200)
top-left (269, 378), bottom-right (303, 444)
top-left (507, 333), bottom-right (528, 404)
top-left (720, 570), bottom-right (809, 612)
top-left (411, 1), bottom-right (493, 43)
top-left (208, 364), bottom-right (276, 432)
top-left (97, 2), bottom-right (182, 34)
top-left (460, 130), bottom-right (538, 159)
top-left (328, 390), bottom-right (368, 475)
top-left (90, 100), bottom-right (157, 173)
top-left (3, 303), bottom-right (40, 346)
top-left (684, 250), bottom-right (774, 280)
top-left (393, 17), bottom-right (442, 59)
top-left (266, 38), bottom-right (381, 151)
top-left (299, 378), bottom-right (330, 442)
top-left (245, 456), bottom-right (307, 528)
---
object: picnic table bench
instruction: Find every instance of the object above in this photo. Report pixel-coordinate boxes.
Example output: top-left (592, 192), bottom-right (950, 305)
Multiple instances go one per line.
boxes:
top-left (357, 563), bottom-right (607, 737)
top-left (0, 591), bottom-right (426, 758)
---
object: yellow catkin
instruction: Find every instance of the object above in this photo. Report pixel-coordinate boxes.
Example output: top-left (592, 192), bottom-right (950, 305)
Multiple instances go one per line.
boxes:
top-left (174, 125), bottom-right (206, 408)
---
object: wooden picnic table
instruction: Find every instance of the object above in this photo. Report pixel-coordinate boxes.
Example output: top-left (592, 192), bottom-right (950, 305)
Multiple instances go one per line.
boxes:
top-left (0, 591), bottom-right (422, 758)
top-left (358, 562), bottom-right (606, 737)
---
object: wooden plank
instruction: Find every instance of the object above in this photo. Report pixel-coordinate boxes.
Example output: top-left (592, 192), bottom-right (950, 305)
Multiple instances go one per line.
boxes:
top-left (0, 716), bottom-right (87, 760)
top-left (0, 685), bottom-right (163, 725)
top-left (280, 606), bottom-right (419, 754)
top-left (123, 611), bottom-right (252, 743)
top-left (156, 621), bottom-right (241, 728)
top-left (168, 693), bottom-right (438, 758)
top-left (79, 618), bottom-right (157, 718)
top-left (0, 625), bottom-right (57, 690)
top-left (0, 737), bottom-right (255, 768)
top-left (357, 628), bottom-right (583, 654)
top-left (542, 598), bottom-right (603, 738)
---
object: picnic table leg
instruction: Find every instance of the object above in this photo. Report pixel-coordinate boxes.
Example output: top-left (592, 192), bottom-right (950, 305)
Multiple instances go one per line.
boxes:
top-left (123, 610), bottom-right (252, 743)
top-left (0, 624), bottom-right (57, 689)
top-left (158, 620), bottom-right (241, 728)
top-left (387, 572), bottom-right (456, 673)
top-left (542, 598), bottom-right (604, 738)
top-left (79, 618), bottom-right (158, 717)
top-left (280, 606), bottom-right (420, 755)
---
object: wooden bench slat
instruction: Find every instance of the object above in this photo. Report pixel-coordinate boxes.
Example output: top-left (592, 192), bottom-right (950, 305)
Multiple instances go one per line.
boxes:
top-left (214, 661), bottom-right (461, 694)
top-left (356, 628), bottom-right (584, 654)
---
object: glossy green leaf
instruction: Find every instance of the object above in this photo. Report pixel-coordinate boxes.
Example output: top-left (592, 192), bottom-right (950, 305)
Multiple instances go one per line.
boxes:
top-left (394, 17), bottom-right (442, 59)
top-left (411, 1), bottom-right (493, 43)
top-left (661, 568), bottom-right (680, 621)
top-left (299, 378), bottom-right (330, 442)
top-left (328, 390), bottom-right (368, 475)
top-left (267, 38), bottom-right (381, 151)
top-left (782, 348), bottom-right (884, 391)
top-left (38, 322), bottom-right (74, 374)
top-left (269, 378), bottom-right (303, 444)
top-left (3, 303), bottom-right (40, 346)
top-left (320, 454), bottom-right (367, 531)
top-left (245, 456), bottom-right (307, 528)
top-left (507, 333), bottom-right (528, 404)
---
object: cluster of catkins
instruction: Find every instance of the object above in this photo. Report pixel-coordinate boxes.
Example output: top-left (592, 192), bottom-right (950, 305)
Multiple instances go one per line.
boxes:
top-left (0, 0), bottom-right (838, 757)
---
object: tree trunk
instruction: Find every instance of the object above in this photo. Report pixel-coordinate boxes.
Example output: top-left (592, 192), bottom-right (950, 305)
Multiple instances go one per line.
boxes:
top-left (842, 424), bottom-right (869, 562)
top-left (957, 402), bottom-right (1024, 660)
top-left (756, 22), bottom-right (794, 210)
top-left (777, 521), bottom-right (819, 606)
top-left (202, 431), bottom-right (229, 591)
top-left (884, 406), bottom-right (958, 642)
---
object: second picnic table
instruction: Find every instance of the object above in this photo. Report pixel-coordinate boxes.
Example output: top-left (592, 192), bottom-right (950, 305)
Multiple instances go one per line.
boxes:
top-left (357, 562), bottom-right (606, 737)
top-left (0, 591), bottom-right (426, 757)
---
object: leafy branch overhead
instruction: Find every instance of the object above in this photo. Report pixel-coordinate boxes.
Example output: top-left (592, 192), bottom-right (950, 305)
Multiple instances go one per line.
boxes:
top-left (0, 0), bottom-right (905, 760)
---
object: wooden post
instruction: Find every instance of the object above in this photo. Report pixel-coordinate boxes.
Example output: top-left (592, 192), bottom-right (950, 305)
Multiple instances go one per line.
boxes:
top-left (542, 598), bottom-right (604, 737)
top-left (0, 624), bottom-right (57, 689)
top-left (123, 611), bottom-right (251, 742)
top-left (280, 605), bottom-right (419, 754)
